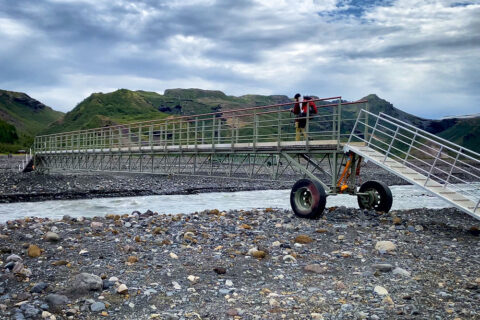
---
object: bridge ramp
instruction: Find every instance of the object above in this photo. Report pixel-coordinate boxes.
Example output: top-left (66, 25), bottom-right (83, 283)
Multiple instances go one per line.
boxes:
top-left (346, 110), bottom-right (480, 220)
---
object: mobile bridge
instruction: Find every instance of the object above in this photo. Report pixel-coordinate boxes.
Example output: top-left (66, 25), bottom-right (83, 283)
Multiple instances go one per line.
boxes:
top-left (32, 97), bottom-right (480, 220)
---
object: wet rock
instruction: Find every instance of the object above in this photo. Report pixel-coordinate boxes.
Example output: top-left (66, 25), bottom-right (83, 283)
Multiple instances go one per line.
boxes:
top-left (251, 250), bottom-right (267, 259)
top-left (117, 284), bottom-right (128, 294)
top-left (90, 301), bottom-right (106, 312)
top-left (91, 222), bottom-right (103, 230)
top-left (393, 217), bottom-right (402, 225)
top-left (294, 235), bottom-right (314, 244)
top-left (172, 282), bottom-right (181, 290)
top-left (44, 232), bottom-right (60, 242)
top-left (374, 286), bottom-right (389, 296)
top-left (12, 262), bottom-right (24, 273)
top-left (31, 282), bottom-right (49, 293)
top-left (213, 267), bottom-right (226, 275)
top-left (127, 255), bottom-right (139, 263)
top-left (21, 303), bottom-right (40, 317)
top-left (27, 244), bottom-right (41, 258)
top-left (51, 260), bottom-right (69, 266)
top-left (372, 264), bottom-right (394, 272)
top-left (304, 264), bottom-right (327, 274)
top-left (6, 254), bottom-right (22, 262)
top-left (226, 308), bottom-right (238, 316)
top-left (375, 241), bottom-right (396, 253)
top-left (283, 255), bottom-right (297, 263)
top-left (393, 267), bottom-right (411, 277)
top-left (71, 273), bottom-right (103, 293)
top-left (45, 294), bottom-right (69, 306)
top-left (102, 280), bottom-right (114, 290)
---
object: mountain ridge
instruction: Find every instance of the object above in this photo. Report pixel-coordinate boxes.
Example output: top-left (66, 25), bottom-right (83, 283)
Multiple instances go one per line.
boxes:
top-left (1, 88), bottom-right (478, 153)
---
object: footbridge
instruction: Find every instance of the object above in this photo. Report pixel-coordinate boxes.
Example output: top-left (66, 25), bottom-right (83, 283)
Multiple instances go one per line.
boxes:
top-left (33, 96), bottom-right (480, 220)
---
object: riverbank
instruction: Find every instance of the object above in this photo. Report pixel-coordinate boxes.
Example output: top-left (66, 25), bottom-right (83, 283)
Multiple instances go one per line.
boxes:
top-left (1, 206), bottom-right (479, 319)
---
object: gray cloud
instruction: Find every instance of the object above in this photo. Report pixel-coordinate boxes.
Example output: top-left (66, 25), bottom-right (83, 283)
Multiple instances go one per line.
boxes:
top-left (0, 0), bottom-right (479, 118)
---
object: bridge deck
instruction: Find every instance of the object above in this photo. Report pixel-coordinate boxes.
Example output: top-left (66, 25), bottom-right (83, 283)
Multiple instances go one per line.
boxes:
top-left (36, 140), bottom-right (365, 154)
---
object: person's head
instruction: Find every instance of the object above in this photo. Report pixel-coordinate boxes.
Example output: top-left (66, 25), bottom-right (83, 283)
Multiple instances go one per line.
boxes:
top-left (294, 93), bottom-right (301, 101)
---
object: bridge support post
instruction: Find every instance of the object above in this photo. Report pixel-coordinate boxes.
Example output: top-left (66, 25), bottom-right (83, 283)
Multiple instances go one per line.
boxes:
top-left (282, 153), bottom-right (330, 193)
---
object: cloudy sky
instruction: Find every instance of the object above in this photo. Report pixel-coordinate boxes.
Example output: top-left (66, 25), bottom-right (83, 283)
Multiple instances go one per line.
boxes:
top-left (0, 0), bottom-right (479, 118)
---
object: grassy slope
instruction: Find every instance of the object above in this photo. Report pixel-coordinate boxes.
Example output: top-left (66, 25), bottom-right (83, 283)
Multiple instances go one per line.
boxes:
top-left (0, 90), bottom-right (63, 136)
top-left (0, 90), bottom-right (64, 151)
top-left (45, 89), bottom-right (291, 134)
top-left (437, 118), bottom-right (480, 152)
top-left (43, 89), bottom-right (170, 134)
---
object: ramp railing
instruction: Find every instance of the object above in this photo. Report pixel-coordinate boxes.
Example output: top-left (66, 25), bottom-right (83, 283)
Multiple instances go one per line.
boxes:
top-left (34, 97), bottom-right (366, 153)
top-left (348, 109), bottom-right (480, 213)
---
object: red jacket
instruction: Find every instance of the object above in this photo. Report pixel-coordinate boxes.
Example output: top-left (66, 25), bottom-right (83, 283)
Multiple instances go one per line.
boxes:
top-left (293, 99), bottom-right (318, 120)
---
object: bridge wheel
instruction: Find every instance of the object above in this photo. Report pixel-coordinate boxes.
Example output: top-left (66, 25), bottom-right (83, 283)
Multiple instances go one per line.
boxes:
top-left (290, 179), bottom-right (327, 219)
top-left (357, 180), bottom-right (393, 213)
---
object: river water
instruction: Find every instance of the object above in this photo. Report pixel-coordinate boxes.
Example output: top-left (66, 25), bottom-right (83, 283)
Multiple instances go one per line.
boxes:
top-left (0, 185), bottom-right (454, 223)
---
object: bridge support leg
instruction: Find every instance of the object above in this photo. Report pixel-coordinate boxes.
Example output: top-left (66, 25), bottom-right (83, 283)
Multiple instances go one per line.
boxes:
top-left (281, 153), bottom-right (330, 193)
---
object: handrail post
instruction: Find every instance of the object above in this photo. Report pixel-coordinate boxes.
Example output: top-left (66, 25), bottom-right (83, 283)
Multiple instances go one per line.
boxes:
top-left (337, 98), bottom-right (341, 148)
top-left (128, 125), bottom-right (132, 152)
top-left (118, 128), bottom-right (122, 149)
top-left (217, 117), bottom-right (221, 144)
top-left (149, 125), bottom-right (153, 149)
top-left (211, 115), bottom-right (216, 151)
top-left (444, 148), bottom-right (461, 188)
top-left (364, 103), bottom-right (369, 143)
top-left (194, 117), bottom-right (198, 151)
top-left (383, 126), bottom-right (399, 163)
top-left (138, 125), bottom-right (142, 148)
top-left (331, 105), bottom-right (336, 140)
top-left (368, 115), bottom-right (380, 148)
top-left (253, 111), bottom-right (258, 150)
top-left (425, 146), bottom-right (443, 186)
top-left (231, 116), bottom-right (235, 149)
top-left (348, 109), bottom-right (361, 144)
top-left (277, 105), bottom-right (281, 148)
top-left (186, 121), bottom-right (190, 147)
top-left (178, 120), bottom-right (182, 150)
top-left (306, 100), bottom-right (310, 149)
top-left (404, 129), bottom-right (418, 164)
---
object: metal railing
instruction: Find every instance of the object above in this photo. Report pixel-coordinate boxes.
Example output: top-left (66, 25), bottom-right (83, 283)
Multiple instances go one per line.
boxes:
top-left (35, 97), bottom-right (367, 154)
top-left (349, 109), bottom-right (480, 212)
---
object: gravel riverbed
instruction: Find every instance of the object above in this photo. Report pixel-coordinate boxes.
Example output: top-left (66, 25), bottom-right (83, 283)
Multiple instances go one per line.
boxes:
top-left (1, 207), bottom-right (480, 319)
top-left (1, 156), bottom-right (479, 319)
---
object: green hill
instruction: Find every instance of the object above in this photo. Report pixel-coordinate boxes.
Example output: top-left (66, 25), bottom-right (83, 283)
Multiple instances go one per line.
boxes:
top-left (362, 94), bottom-right (480, 152)
top-left (44, 89), bottom-right (291, 134)
top-left (0, 89), bottom-right (63, 152)
top-left (43, 89), bottom-right (170, 134)
top-left (7, 87), bottom-right (477, 154)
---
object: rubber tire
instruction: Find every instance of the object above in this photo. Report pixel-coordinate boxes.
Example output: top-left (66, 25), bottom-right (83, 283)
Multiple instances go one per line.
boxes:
top-left (357, 180), bottom-right (393, 213)
top-left (290, 179), bottom-right (327, 219)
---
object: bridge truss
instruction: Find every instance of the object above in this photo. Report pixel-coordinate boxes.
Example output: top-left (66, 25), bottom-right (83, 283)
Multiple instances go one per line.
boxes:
top-left (33, 96), bottom-right (480, 220)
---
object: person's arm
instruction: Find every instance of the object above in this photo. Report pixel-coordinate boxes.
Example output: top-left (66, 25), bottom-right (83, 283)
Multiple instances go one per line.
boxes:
top-left (292, 103), bottom-right (300, 114)
top-left (309, 101), bottom-right (318, 114)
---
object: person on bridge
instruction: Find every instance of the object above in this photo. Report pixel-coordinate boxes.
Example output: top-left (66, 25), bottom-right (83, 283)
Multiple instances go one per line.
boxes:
top-left (292, 94), bottom-right (318, 141)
